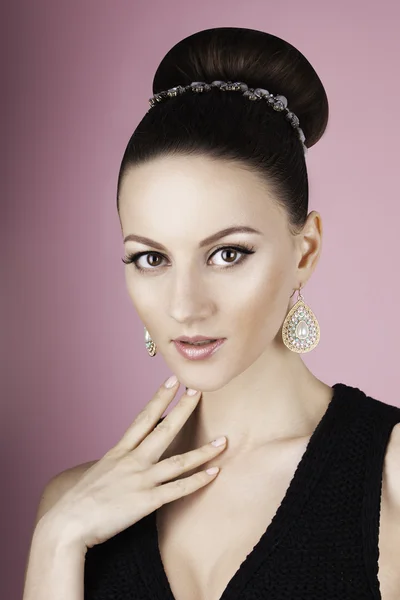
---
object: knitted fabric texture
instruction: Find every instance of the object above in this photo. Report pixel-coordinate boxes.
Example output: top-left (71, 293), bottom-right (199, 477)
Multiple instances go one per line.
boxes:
top-left (84, 382), bottom-right (400, 599)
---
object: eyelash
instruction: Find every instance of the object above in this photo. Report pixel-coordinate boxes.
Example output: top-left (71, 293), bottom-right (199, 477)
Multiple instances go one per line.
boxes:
top-left (121, 243), bottom-right (256, 273)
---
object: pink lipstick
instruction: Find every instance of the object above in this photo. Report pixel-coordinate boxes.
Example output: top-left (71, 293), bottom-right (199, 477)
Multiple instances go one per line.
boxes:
top-left (173, 337), bottom-right (226, 360)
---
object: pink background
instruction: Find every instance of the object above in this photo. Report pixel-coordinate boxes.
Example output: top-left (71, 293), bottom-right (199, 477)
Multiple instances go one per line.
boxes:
top-left (3, 1), bottom-right (400, 597)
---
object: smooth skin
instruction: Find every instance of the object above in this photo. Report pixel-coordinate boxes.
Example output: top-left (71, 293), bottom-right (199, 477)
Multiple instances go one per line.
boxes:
top-left (23, 379), bottom-right (227, 600)
top-left (23, 154), bottom-right (400, 600)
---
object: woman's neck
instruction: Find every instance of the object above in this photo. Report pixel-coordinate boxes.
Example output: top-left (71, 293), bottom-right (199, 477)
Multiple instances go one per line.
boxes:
top-left (180, 346), bottom-right (333, 459)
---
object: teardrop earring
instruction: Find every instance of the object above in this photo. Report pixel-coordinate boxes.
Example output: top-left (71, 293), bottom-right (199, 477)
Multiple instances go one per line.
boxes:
top-left (282, 285), bottom-right (320, 353)
top-left (144, 326), bottom-right (157, 357)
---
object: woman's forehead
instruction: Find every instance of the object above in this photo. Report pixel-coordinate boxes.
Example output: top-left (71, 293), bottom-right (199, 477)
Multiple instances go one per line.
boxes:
top-left (119, 156), bottom-right (284, 226)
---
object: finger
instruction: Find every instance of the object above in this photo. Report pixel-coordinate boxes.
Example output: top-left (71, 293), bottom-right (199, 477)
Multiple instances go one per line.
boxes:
top-left (149, 437), bottom-right (227, 484)
top-left (111, 375), bottom-right (181, 453)
top-left (135, 388), bottom-right (202, 464)
top-left (154, 467), bottom-right (220, 507)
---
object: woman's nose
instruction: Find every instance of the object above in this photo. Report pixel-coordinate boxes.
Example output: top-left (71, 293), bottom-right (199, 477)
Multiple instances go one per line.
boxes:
top-left (167, 274), bottom-right (215, 324)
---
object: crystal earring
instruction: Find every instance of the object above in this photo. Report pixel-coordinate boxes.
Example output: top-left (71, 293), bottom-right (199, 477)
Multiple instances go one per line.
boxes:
top-left (282, 286), bottom-right (320, 353)
top-left (144, 326), bottom-right (157, 357)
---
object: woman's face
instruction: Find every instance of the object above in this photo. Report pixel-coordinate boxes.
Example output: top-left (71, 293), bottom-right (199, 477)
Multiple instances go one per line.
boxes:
top-left (118, 154), bottom-right (307, 391)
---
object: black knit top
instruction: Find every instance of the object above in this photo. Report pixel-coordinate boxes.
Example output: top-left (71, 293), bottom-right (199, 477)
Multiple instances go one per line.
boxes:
top-left (84, 382), bottom-right (400, 599)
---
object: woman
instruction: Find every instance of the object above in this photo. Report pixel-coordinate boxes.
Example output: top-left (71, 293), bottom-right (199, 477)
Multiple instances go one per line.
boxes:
top-left (23, 27), bottom-right (400, 600)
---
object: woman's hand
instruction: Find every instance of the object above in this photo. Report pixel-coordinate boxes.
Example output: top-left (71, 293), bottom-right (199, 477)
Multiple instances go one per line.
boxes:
top-left (39, 377), bottom-right (227, 550)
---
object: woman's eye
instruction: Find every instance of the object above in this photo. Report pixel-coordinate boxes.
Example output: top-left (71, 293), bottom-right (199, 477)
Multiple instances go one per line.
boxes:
top-left (121, 252), bottom-right (166, 270)
top-left (207, 245), bottom-right (255, 267)
top-left (210, 247), bottom-right (241, 266)
top-left (122, 244), bottom-right (255, 272)
top-left (140, 253), bottom-right (164, 268)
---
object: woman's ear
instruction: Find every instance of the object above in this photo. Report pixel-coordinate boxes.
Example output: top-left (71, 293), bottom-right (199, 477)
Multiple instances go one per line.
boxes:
top-left (294, 210), bottom-right (323, 284)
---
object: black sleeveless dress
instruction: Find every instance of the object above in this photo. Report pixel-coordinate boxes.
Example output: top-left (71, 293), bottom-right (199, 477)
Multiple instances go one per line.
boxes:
top-left (84, 382), bottom-right (400, 599)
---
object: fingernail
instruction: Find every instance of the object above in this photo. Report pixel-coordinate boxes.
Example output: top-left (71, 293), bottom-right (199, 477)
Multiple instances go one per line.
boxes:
top-left (211, 436), bottom-right (227, 447)
top-left (186, 388), bottom-right (198, 396)
top-left (165, 375), bottom-right (178, 388)
top-left (206, 467), bottom-right (219, 475)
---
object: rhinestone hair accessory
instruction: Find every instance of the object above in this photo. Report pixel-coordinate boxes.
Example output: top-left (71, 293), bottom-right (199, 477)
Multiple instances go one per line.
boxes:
top-left (147, 80), bottom-right (307, 155)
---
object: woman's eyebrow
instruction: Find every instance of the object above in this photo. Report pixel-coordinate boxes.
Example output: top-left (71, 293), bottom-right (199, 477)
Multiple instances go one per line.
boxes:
top-left (123, 226), bottom-right (262, 250)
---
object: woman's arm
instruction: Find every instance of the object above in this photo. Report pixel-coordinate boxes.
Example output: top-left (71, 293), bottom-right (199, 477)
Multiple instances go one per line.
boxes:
top-left (22, 462), bottom-right (96, 600)
top-left (23, 518), bottom-right (86, 600)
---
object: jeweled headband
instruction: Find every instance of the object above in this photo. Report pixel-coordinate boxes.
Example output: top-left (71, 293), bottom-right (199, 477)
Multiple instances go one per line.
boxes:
top-left (147, 80), bottom-right (307, 156)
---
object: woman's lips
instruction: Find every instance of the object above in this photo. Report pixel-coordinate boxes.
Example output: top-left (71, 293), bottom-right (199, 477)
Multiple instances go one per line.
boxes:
top-left (173, 339), bottom-right (226, 360)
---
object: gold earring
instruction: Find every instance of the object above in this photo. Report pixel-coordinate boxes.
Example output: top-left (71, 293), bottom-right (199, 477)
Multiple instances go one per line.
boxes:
top-left (282, 285), bottom-right (320, 353)
top-left (144, 326), bottom-right (157, 357)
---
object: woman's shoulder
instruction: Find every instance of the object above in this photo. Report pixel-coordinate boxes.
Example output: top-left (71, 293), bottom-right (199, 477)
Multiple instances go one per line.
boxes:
top-left (359, 385), bottom-right (400, 509)
top-left (35, 460), bottom-right (98, 525)
top-left (385, 422), bottom-right (400, 510)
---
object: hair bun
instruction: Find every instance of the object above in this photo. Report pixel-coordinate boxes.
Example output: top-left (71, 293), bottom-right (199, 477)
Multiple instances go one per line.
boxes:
top-left (153, 27), bottom-right (329, 149)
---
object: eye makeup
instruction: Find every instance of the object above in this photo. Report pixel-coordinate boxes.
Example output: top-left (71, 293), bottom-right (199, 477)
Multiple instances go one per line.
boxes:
top-left (122, 243), bottom-right (256, 273)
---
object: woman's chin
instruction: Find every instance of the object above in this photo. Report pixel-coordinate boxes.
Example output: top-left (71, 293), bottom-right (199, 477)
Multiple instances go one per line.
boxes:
top-left (179, 374), bottom-right (230, 394)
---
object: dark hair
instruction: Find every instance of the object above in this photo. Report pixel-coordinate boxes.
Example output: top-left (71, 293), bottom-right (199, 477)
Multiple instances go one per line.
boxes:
top-left (117, 27), bottom-right (329, 233)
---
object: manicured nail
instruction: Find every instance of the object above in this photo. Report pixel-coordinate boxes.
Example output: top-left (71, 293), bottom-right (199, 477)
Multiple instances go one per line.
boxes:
top-left (206, 467), bottom-right (219, 475)
top-left (165, 375), bottom-right (178, 388)
top-left (211, 436), bottom-right (226, 447)
top-left (186, 388), bottom-right (198, 396)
